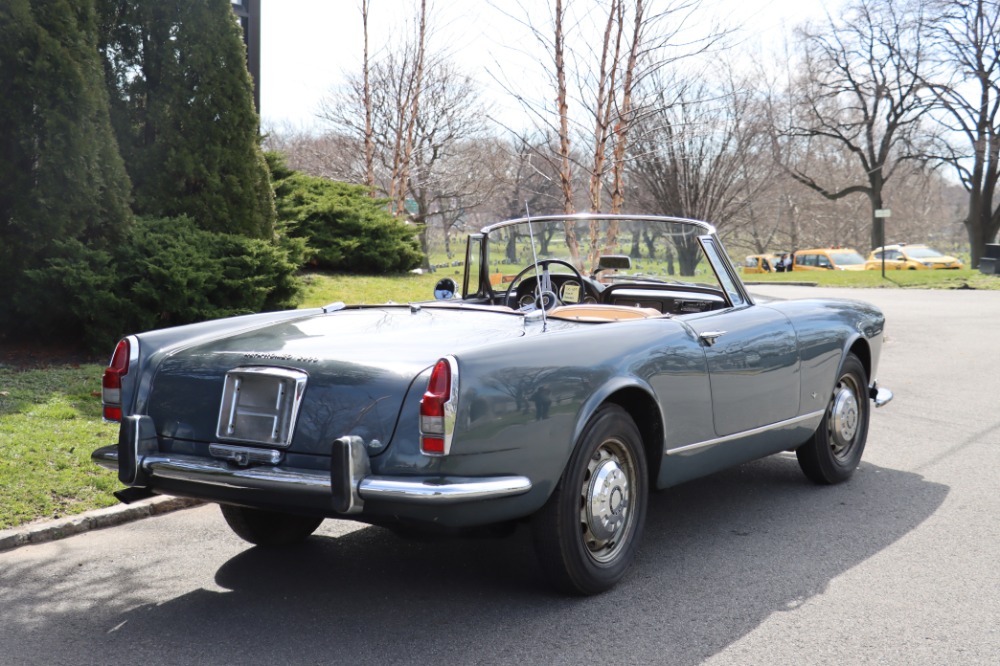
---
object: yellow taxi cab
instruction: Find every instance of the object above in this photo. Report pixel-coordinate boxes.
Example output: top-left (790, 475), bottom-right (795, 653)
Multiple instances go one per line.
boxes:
top-left (742, 254), bottom-right (779, 274)
top-left (865, 243), bottom-right (963, 270)
top-left (793, 248), bottom-right (867, 271)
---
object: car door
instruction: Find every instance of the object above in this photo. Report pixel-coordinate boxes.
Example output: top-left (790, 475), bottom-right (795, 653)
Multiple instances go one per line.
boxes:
top-left (683, 237), bottom-right (801, 437)
top-left (884, 249), bottom-right (905, 269)
top-left (681, 305), bottom-right (801, 437)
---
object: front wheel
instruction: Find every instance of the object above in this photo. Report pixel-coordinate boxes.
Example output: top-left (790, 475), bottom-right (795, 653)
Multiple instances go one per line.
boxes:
top-left (219, 504), bottom-right (324, 546)
top-left (531, 404), bottom-right (648, 595)
top-left (796, 353), bottom-right (870, 484)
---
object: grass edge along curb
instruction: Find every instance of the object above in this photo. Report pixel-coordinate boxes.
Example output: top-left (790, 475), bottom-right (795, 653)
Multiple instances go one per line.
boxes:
top-left (0, 496), bottom-right (203, 553)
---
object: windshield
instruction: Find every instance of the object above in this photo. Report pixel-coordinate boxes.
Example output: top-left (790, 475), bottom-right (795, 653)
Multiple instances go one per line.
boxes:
top-left (481, 217), bottom-right (721, 293)
top-left (830, 251), bottom-right (866, 265)
top-left (904, 246), bottom-right (944, 259)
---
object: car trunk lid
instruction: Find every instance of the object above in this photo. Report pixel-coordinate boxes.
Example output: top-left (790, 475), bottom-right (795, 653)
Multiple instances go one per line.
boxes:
top-left (144, 306), bottom-right (528, 455)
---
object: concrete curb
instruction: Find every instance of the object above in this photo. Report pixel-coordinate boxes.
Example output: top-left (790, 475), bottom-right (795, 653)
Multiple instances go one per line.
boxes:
top-left (0, 496), bottom-right (204, 554)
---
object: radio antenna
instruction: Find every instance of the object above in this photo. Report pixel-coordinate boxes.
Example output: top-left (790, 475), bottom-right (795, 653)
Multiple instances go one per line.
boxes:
top-left (524, 201), bottom-right (548, 330)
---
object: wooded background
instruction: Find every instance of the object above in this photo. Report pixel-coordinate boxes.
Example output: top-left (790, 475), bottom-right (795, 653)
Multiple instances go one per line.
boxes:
top-left (270, 0), bottom-right (1000, 265)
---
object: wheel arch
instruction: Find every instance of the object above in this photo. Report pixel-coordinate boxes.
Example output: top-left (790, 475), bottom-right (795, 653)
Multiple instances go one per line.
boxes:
top-left (846, 336), bottom-right (872, 380)
top-left (601, 387), bottom-right (664, 487)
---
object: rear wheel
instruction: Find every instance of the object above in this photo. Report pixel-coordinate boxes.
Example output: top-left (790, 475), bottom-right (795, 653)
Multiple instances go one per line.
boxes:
top-left (796, 353), bottom-right (870, 484)
top-left (219, 504), bottom-right (324, 546)
top-left (532, 404), bottom-right (648, 595)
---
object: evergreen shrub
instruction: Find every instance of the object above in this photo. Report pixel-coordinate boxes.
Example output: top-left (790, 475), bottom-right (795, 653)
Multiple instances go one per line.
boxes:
top-left (21, 216), bottom-right (303, 350)
top-left (269, 154), bottom-right (422, 273)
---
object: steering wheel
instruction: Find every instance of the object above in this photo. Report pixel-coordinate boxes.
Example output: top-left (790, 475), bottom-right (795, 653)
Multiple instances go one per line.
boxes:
top-left (503, 259), bottom-right (586, 310)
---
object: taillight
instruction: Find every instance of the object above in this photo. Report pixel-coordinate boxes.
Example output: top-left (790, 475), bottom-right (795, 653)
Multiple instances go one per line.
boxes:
top-left (420, 357), bottom-right (457, 455)
top-left (102, 338), bottom-right (131, 422)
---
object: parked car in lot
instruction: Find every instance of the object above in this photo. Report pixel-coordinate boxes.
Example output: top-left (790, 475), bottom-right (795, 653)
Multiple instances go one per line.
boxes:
top-left (865, 243), bottom-right (963, 270)
top-left (742, 254), bottom-right (778, 273)
top-left (793, 248), bottom-right (868, 271)
top-left (92, 214), bottom-right (892, 595)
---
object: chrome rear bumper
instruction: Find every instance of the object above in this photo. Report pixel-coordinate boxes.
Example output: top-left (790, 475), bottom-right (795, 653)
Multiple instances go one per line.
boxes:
top-left (91, 439), bottom-right (532, 514)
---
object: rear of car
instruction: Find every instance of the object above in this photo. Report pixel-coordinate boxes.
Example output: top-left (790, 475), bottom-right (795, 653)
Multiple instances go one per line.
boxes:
top-left (93, 306), bottom-right (543, 526)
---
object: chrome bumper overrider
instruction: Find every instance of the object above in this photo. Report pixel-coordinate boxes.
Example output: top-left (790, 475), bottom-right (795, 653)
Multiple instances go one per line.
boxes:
top-left (870, 382), bottom-right (893, 408)
top-left (91, 442), bottom-right (532, 514)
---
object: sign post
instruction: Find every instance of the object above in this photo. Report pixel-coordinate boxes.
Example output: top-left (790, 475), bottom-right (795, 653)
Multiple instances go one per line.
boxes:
top-left (875, 209), bottom-right (891, 278)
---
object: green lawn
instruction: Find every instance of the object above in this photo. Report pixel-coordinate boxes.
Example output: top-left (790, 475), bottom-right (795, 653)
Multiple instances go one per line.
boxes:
top-left (2, 265), bottom-right (998, 530)
top-left (0, 365), bottom-right (120, 529)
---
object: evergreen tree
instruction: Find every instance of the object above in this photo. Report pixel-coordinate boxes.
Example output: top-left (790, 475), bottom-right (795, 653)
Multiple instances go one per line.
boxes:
top-left (99, 0), bottom-right (274, 238)
top-left (0, 0), bottom-right (132, 331)
top-left (268, 153), bottom-right (423, 274)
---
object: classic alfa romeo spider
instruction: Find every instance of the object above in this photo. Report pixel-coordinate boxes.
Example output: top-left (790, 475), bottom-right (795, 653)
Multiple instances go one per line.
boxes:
top-left (92, 214), bottom-right (892, 595)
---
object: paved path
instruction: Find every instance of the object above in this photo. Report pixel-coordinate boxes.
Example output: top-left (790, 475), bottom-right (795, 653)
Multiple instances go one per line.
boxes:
top-left (1, 286), bottom-right (998, 665)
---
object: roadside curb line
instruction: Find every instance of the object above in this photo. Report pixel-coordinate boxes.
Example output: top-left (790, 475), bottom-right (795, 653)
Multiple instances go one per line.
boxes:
top-left (744, 281), bottom-right (819, 287)
top-left (0, 496), bottom-right (204, 554)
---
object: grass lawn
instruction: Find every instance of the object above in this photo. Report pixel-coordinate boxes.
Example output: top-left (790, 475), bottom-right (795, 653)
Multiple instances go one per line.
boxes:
top-left (2, 265), bottom-right (998, 530)
top-left (0, 364), bottom-right (120, 529)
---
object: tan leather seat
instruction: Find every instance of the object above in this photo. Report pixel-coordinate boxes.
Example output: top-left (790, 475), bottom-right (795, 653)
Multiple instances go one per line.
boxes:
top-left (548, 304), bottom-right (661, 321)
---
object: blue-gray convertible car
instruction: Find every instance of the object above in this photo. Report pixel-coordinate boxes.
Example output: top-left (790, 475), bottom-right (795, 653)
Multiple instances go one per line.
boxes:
top-left (93, 214), bottom-right (892, 595)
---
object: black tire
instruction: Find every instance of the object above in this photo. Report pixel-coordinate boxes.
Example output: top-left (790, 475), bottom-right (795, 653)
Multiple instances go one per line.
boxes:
top-left (219, 504), bottom-right (324, 546)
top-left (796, 353), bottom-right (870, 484)
top-left (531, 404), bottom-right (648, 595)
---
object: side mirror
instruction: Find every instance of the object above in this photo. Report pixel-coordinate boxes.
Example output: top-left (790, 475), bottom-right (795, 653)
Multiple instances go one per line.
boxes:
top-left (434, 277), bottom-right (458, 300)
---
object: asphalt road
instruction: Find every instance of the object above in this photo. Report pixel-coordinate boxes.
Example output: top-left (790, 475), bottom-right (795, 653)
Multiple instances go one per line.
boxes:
top-left (2, 286), bottom-right (998, 666)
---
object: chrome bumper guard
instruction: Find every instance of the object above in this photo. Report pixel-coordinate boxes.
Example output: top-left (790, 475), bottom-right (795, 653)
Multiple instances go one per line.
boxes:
top-left (869, 382), bottom-right (893, 408)
top-left (92, 427), bottom-right (532, 516)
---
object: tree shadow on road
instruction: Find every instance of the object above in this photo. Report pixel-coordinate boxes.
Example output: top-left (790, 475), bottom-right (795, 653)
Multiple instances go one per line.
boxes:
top-left (0, 456), bottom-right (946, 666)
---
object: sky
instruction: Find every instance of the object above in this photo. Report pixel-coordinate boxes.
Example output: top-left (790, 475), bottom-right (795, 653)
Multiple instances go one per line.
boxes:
top-left (258, 0), bottom-right (837, 133)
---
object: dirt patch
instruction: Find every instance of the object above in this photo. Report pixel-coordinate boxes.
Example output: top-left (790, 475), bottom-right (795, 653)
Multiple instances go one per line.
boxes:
top-left (0, 342), bottom-right (103, 370)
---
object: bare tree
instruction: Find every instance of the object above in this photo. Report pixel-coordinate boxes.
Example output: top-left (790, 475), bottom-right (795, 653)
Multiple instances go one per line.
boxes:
top-left (395, 0), bottom-right (428, 216)
top-left (924, 0), bottom-right (1000, 264)
top-left (404, 64), bottom-right (491, 262)
top-left (361, 0), bottom-right (375, 191)
top-left (492, 0), bottom-right (724, 271)
top-left (630, 70), bottom-right (777, 273)
top-left (262, 122), bottom-right (359, 181)
top-left (325, 58), bottom-right (493, 260)
top-left (776, 0), bottom-right (935, 251)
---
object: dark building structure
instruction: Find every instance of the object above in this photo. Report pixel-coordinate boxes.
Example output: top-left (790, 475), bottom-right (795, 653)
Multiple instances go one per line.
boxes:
top-left (231, 0), bottom-right (261, 113)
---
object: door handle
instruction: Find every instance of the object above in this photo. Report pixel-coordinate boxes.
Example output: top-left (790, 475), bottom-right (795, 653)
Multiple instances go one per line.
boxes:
top-left (699, 330), bottom-right (726, 346)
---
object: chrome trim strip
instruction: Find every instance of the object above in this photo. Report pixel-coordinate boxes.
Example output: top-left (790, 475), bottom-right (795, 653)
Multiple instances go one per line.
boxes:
top-left (479, 213), bottom-right (717, 237)
top-left (125, 452), bottom-right (531, 505)
top-left (665, 410), bottom-right (825, 456)
top-left (358, 476), bottom-right (532, 503)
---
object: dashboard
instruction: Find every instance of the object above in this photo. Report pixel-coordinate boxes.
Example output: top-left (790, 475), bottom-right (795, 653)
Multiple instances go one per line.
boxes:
top-left (508, 276), bottom-right (727, 315)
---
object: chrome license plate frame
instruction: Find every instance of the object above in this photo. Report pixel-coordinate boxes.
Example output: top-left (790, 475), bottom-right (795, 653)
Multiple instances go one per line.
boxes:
top-left (216, 367), bottom-right (308, 448)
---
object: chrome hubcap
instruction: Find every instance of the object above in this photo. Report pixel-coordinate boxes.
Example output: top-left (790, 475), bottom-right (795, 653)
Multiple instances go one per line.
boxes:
top-left (829, 380), bottom-right (859, 457)
top-left (581, 441), bottom-right (633, 562)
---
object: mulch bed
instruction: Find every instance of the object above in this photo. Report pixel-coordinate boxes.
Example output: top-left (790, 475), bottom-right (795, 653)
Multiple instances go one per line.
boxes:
top-left (0, 342), bottom-right (104, 370)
